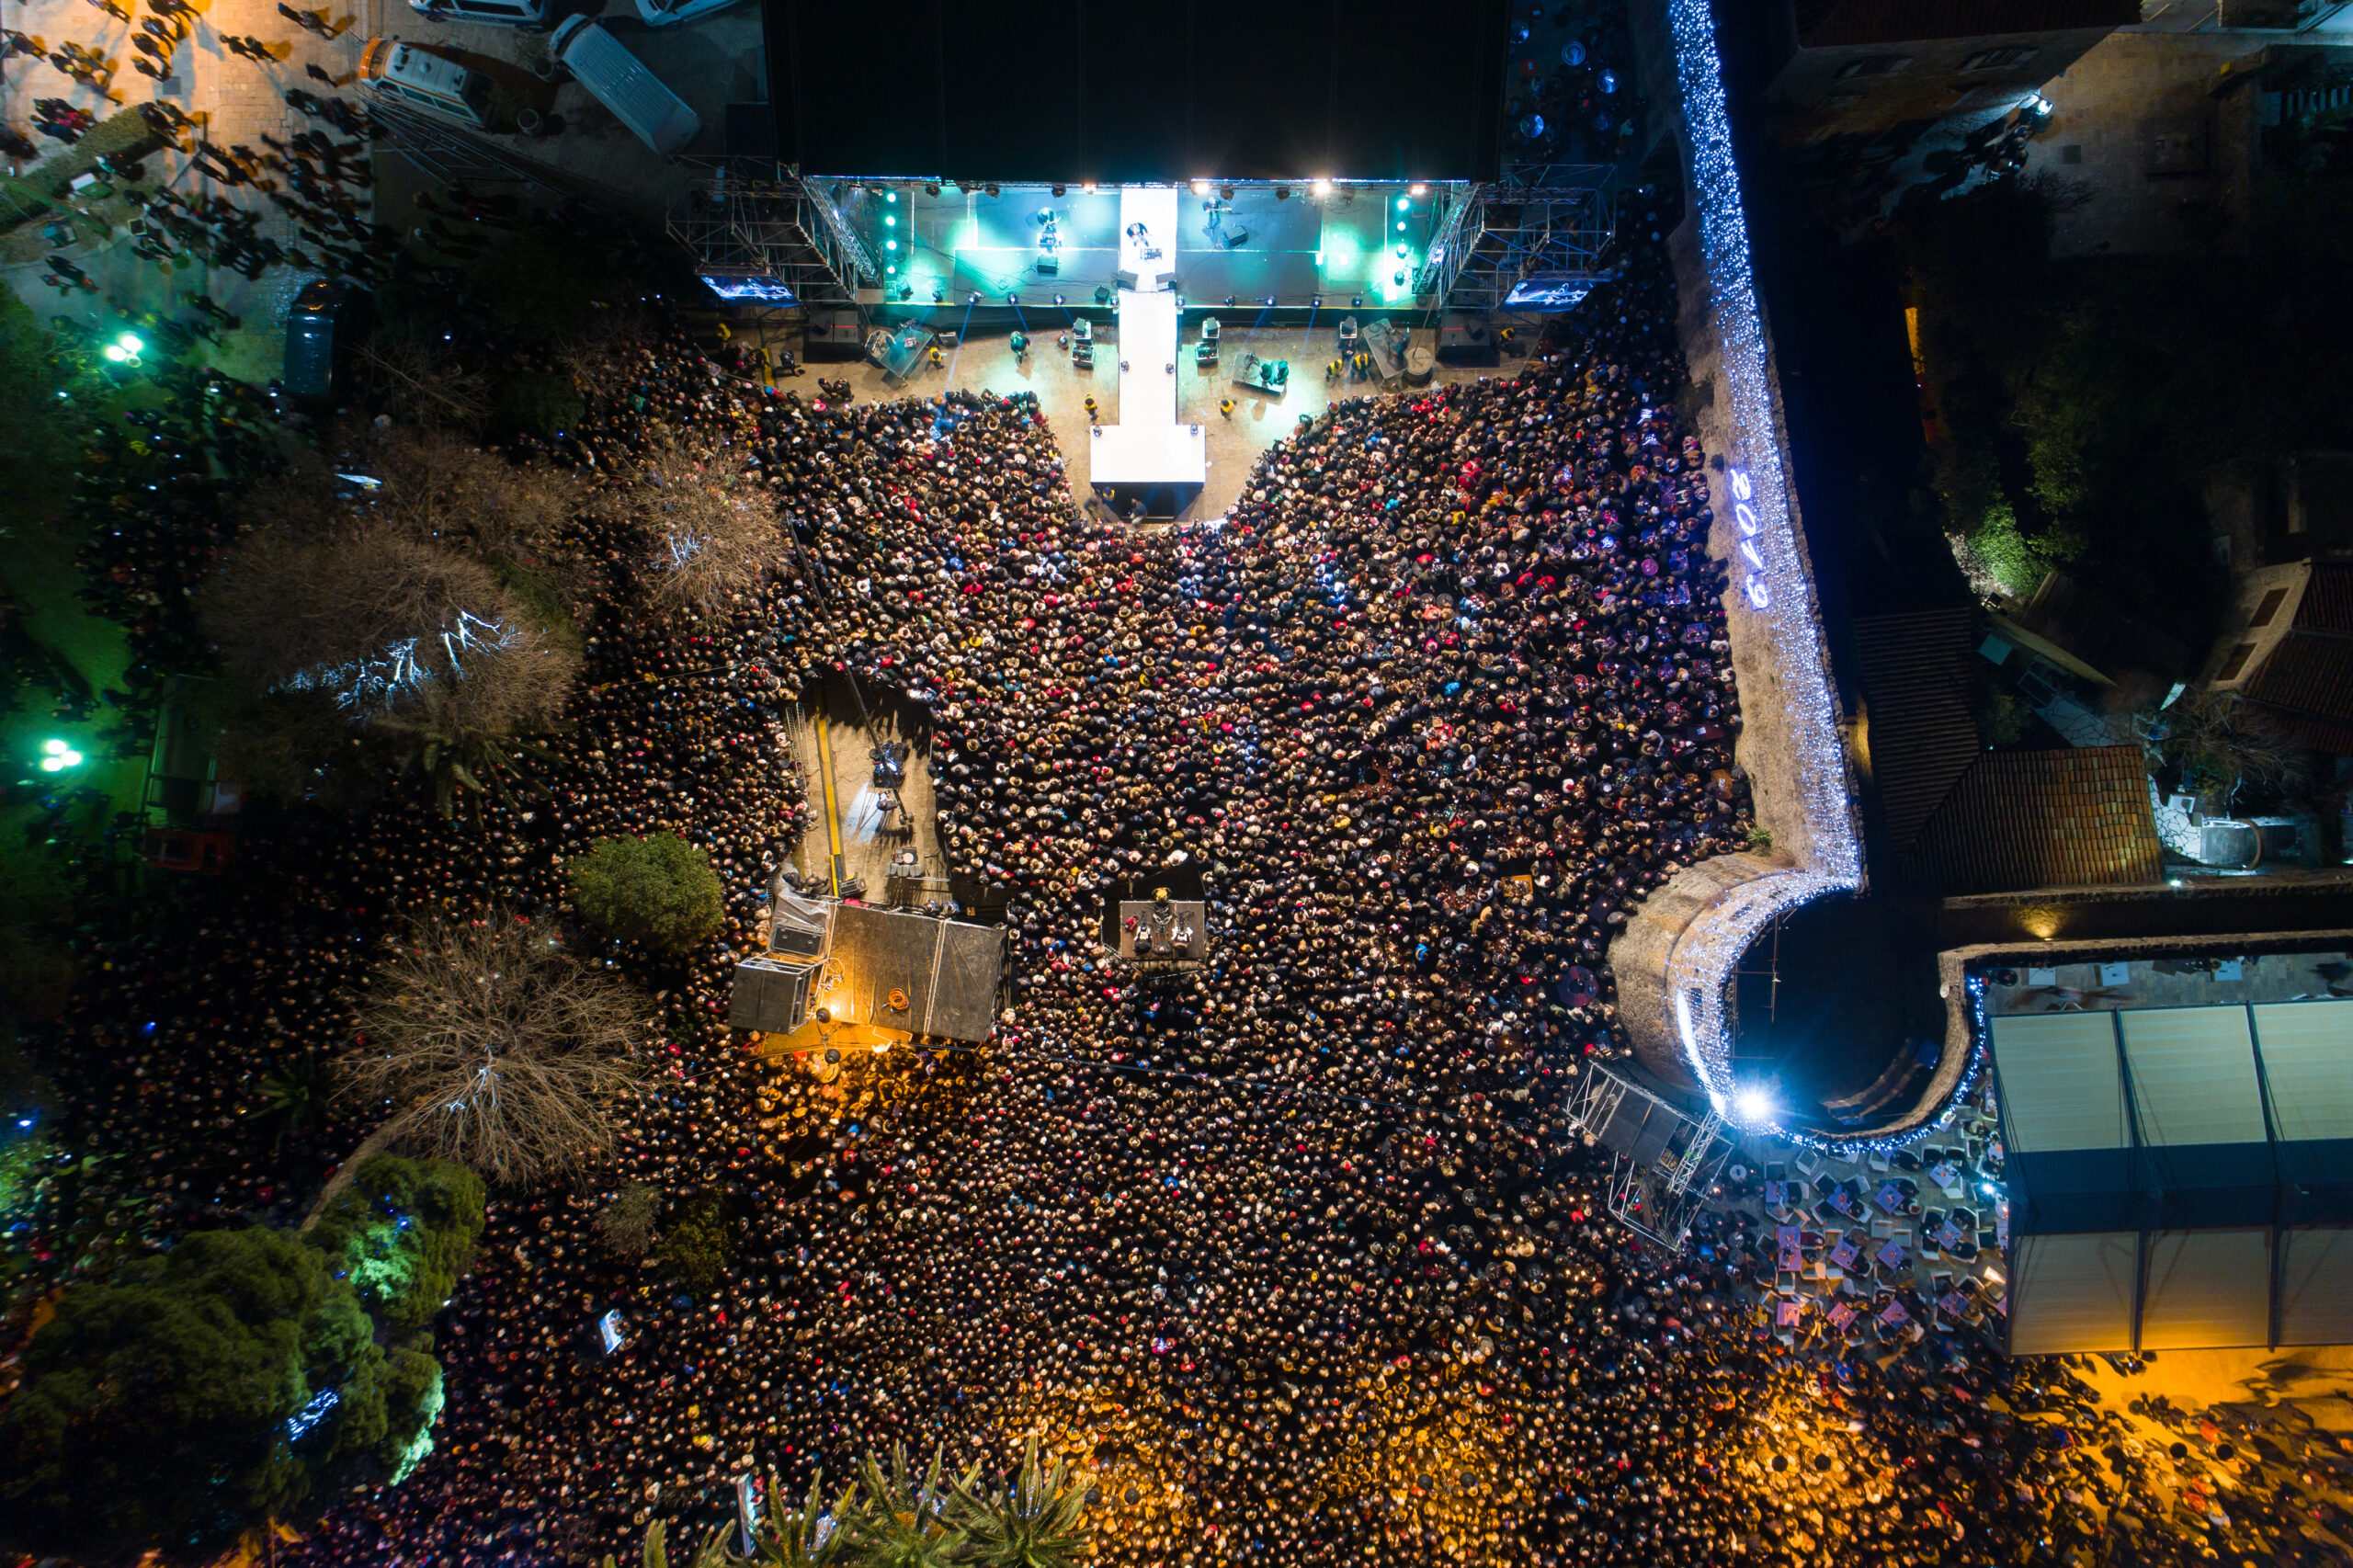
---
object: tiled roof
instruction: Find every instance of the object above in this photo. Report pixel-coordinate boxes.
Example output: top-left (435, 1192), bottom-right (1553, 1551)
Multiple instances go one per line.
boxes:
top-left (2245, 633), bottom-right (2353, 755)
top-left (1792, 0), bottom-right (2138, 47)
top-left (2291, 564), bottom-right (2353, 634)
top-left (1908, 746), bottom-right (2161, 894)
top-left (1849, 610), bottom-right (1981, 856)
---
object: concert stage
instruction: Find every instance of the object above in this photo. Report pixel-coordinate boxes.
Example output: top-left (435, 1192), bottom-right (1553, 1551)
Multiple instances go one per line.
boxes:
top-left (847, 180), bottom-right (1444, 317)
top-left (1088, 187), bottom-right (1206, 520)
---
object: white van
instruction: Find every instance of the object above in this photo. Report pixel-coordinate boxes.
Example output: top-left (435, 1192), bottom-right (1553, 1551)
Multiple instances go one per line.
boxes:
top-left (549, 16), bottom-right (699, 155)
top-left (405, 0), bottom-right (552, 29)
top-left (358, 38), bottom-right (495, 128)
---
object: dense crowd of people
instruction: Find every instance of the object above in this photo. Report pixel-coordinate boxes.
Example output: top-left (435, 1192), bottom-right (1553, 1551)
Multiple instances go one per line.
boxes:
top-left (5, 183), bottom-right (2349, 1568)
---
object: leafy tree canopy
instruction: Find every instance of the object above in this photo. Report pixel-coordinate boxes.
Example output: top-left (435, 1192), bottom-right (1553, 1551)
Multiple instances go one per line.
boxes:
top-left (308, 1153), bottom-right (487, 1331)
top-left (0, 1229), bottom-right (390, 1564)
top-left (571, 833), bottom-right (726, 955)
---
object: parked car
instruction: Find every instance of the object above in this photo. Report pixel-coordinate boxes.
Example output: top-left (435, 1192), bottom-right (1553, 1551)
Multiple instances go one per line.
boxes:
top-left (549, 16), bottom-right (699, 154)
top-left (282, 278), bottom-right (370, 403)
top-left (633, 0), bottom-right (752, 27)
top-left (406, 0), bottom-right (554, 29)
top-left (358, 36), bottom-right (497, 127)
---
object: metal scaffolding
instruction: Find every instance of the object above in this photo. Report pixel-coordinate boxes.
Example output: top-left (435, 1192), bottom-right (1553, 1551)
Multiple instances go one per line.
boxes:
top-left (369, 98), bottom-right (591, 203)
top-left (664, 161), bottom-right (881, 313)
top-left (1436, 166), bottom-right (1617, 317)
top-left (1558, 1060), bottom-right (1732, 1254)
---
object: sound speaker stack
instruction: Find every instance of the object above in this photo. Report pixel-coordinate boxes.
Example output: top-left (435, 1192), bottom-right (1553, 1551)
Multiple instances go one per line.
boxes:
top-left (802, 309), bottom-right (864, 361)
top-left (1435, 312), bottom-right (1498, 368)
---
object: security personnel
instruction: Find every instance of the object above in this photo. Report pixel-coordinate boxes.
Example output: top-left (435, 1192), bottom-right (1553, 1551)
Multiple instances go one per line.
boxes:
top-left (1219, 397), bottom-right (1234, 419)
top-left (1084, 394), bottom-right (1098, 424)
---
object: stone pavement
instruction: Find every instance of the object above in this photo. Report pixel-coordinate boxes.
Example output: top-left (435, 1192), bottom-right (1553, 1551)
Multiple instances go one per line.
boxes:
top-left (1, 0), bottom-right (378, 373)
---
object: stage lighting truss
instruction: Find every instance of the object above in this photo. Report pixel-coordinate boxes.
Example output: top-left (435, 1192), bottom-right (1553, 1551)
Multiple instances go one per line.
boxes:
top-left (664, 160), bottom-right (882, 315)
top-left (1420, 165), bottom-right (1616, 322)
top-left (1557, 1060), bottom-right (1733, 1255)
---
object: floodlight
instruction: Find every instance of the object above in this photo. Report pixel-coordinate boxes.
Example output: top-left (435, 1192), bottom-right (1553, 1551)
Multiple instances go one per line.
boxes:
top-left (117, 332), bottom-right (142, 353)
top-left (1053, 293), bottom-right (1065, 305)
top-left (1409, 183), bottom-right (1427, 196)
top-left (103, 344), bottom-right (127, 362)
top-left (886, 189), bottom-right (898, 202)
top-left (1312, 178), bottom-right (1332, 197)
top-left (1733, 1086), bottom-right (1775, 1126)
top-left (1191, 179), bottom-right (1211, 195)
top-left (1311, 296), bottom-right (1322, 308)
top-left (1396, 196), bottom-right (1410, 211)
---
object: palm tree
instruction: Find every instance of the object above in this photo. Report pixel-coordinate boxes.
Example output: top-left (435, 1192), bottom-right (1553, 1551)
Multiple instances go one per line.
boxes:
top-left (952, 1439), bottom-right (1093, 1568)
top-left (852, 1446), bottom-right (972, 1568)
top-left (256, 1054), bottom-right (333, 1148)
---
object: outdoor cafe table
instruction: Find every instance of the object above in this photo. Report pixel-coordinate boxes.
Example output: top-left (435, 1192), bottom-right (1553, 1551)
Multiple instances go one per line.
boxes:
top-left (1762, 1180), bottom-right (1789, 1210)
top-left (1874, 1181), bottom-right (1909, 1213)
top-left (1827, 1301), bottom-right (1858, 1332)
top-left (1878, 1299), bottom-right (1911, 1329)
top-left (1929, 1161), bottom-right (1961, 1190)
top-left (1937, 1290), bottom-right (1973, 1321)
top-left (1875, 1239), bottom-right (1909, 1272)
top-left (1934, 1220), bottom-right (1967, 1253)
top-left (1826, 1188), bottom-right (1859, 1220)
top-left (1829, 1236), bottom-right (1863, 1271)
top-left (1777, 1226), bottom-right (1803, 1273)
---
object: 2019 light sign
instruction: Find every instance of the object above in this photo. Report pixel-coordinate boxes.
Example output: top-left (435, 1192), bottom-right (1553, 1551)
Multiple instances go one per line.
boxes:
top-left (1728, 466), bottom-right (1768, 610)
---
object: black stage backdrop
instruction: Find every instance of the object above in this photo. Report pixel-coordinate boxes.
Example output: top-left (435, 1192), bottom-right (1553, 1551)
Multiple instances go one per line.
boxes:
top-left (762, 0), bottom-right (1508, 184)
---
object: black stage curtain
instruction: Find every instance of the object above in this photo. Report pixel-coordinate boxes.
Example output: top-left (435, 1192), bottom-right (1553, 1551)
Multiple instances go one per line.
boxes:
top-left (763, 0), bottom-right (1507, 184)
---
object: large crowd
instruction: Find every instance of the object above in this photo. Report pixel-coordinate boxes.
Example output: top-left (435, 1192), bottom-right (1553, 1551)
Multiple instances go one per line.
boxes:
top-left (5, 185), bottom-right (2348, 1568)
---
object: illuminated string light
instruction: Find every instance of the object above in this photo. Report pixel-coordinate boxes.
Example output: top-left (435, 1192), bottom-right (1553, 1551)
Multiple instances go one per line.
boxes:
top-left (280, 610), bottom-right (525, 715)
top-left (1659, 0), bottom-right (1866, 1127)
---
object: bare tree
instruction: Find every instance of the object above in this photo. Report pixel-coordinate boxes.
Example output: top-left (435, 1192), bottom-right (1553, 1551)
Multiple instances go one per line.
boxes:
top-left (359, 424), bottom-right (587, 569)
top-left (608, 440), bottom-right (780, 618)
top-left (353, 335), bottom-right (494, 429)
top-left (2146, 688), bottom-right (2301, 801)
top-left (201, 517), bottom-right (576, 722)
top-left (346, 917), bottom-right (650, 1187)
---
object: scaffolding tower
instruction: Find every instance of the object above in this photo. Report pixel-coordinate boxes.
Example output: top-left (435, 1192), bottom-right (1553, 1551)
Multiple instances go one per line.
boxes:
top-left (1429, 165), bottom-right (1617, 318)
top-left (1559, 1060), bottom-right (1733, 1254)
top-left (369, 98), bottom-right (596, 204)
top-left (664, 161), bottom-right (881, 313)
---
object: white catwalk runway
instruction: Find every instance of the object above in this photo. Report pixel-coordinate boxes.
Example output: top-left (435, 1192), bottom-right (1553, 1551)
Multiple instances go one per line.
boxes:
top-left (1088, 187), bottom-right (1206, 518)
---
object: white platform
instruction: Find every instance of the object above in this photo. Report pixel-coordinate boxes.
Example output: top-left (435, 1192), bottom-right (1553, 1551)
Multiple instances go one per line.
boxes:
top-left (1091, 187), bottom-right (1205, 518)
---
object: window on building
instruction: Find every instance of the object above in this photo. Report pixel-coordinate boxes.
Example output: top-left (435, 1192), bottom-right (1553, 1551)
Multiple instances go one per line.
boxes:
top-left (1960, 46), bottom-right (2040, 72)
top-left (2248, 587), bottom-right (2290, 627)
top-left (1834, 55), bottom-right (1915, 81)
top-left (2215, 642), bottom-right (2258, 682)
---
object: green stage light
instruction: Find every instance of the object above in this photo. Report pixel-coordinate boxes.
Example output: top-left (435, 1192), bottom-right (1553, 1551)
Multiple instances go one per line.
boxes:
top-left (117, 332), bottom-right (142, 353)
top-left (885, 239), bottom-right (898, 250)
top-left (1396, 197), bottom-right (1410, 210)
top-left (102, 344), bottom-right (128, 363)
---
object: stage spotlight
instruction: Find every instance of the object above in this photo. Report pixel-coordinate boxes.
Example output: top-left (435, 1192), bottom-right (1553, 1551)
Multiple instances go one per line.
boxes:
top-left (886, 189), bottom-right (898, 203)
top-left (1053, 293), bottom-right (1065, 305)
top-left (1394, 244), bottom-right (1408, 257)
top-left (925, 182), bottom-right (940, 196)
top-left (1396, 196), bottom-right (1411, 211)
top-left (1007, 293), bottom-right (1018, 305)
top-left (1191, 178), bottom-right (1211, 195)
top-left (886, 264), bottom-right (897, 274)
top-left (1094, 286), bottom-right (1111, 303)
top-left (1263, 296), bottom-right (1275, 306)
top-left (1409, 182), bottom-right (1427, 196)
top-left (1081, 181), bottom-right (1097, 193)
top-left (1051, 183), bottom-right (1066, 197)
top-left (1392, 270), bottom-right (1405, 285)
top-left (1733, 1086), bottom-right (1776, 1127)
top-left (1311, 296), bottom-right (1322, 308)
top-left (970, 292), bottom-right (982, 304)
top-left (933, 289), bottom-right (945, 302)
top-left (1219, 185), bottom-right (1234, 200)
top-left (1274, 185), bottom-right (1291, 199)
top-left (1351, 296), bottom-right (1363, 307)
top-left (1223, 295), bottom-right (1235, 306)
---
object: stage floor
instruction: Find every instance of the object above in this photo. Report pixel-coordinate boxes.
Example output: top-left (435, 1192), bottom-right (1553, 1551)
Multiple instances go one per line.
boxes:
top-left (762, 312), bottom-right (1531, 525)
top-left (850, 181), bottom-right (1439, 312)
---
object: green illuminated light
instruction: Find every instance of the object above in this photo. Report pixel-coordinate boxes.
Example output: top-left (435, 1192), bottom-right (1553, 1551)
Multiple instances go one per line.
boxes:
top-left (116, 332), bottom-right (142, 353)
top-left (1396, 197), bottom-right (1410, 211)
top-left (103, 345), bottom-right (128, 363)
top-left (39, 740), bottom-right (83, 771)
